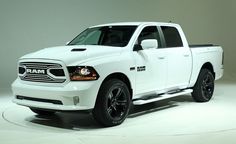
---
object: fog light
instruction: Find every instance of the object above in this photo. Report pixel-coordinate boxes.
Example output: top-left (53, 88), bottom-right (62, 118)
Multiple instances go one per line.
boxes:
top-left (73, 96), bottom-right (80, 105)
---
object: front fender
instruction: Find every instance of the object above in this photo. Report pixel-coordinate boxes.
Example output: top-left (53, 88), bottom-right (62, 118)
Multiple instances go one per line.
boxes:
top-left (81, 51), bottom-right (136, 94)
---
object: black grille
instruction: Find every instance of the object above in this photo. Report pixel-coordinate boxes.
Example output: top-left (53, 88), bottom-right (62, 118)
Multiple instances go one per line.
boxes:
top-left (19, 62), bottom-right (66, 83)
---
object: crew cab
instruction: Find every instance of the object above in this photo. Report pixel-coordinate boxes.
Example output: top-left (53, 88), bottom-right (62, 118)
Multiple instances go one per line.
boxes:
top-left (12, 22), bottom-right (224, 126)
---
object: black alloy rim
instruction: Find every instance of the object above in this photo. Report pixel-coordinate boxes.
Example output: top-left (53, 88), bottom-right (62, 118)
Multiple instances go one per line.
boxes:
top-left (107, 86), bottom-right (128, 120)
top-left (202, 74), bottom-right (214, 98)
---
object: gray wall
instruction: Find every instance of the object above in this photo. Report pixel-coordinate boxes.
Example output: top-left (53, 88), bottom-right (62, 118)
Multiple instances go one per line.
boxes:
top-left (0, 0), bottom-right (235, 91)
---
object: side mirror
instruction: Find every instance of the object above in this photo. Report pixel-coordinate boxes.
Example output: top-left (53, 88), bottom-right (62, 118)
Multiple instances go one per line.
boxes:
top-left (141, 39), bottom-right (158, 49)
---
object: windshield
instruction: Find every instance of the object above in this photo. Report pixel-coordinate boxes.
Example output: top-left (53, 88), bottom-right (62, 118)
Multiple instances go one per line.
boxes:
top-left (68, 26), bottom-right (137, 47)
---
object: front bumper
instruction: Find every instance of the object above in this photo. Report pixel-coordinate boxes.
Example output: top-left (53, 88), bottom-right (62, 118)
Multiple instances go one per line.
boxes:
top-left (12, 78), bottom-right (101, 111)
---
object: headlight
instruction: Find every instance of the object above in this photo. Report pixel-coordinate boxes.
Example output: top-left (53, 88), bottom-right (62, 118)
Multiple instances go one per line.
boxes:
top-left (67, 66), bottom-right (99, 81)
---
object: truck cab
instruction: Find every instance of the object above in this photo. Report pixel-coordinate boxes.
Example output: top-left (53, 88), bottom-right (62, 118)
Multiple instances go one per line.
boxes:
top-left (132, 23), bottom-right (192, 96)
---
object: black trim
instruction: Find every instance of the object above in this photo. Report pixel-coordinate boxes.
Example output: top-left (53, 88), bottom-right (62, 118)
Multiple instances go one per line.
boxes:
top-left (137, 66), bottom-right (146, 72)
top-left (49, 69), bottom-right (65, 76)
top-left (130, 67), bottom-right (135, 71)
top-left (18, 67), bottom-right (25, 74)
top-left (56, 109), bottom-right (93, 113)
top-left (71, 48), bottom-right (86, 52)
top-left (29, 107), bottom-right (93, 113)
top-left (16, 95), bottom-right (63, 105)
top-left (133, 44), bottom-right (143, 51)
top-left (222, 51), bottom-right (224, 65)
top-left (189, 44), bottom-right (218, 48)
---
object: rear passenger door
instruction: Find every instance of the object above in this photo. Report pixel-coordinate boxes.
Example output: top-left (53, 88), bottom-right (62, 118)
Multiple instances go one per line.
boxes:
top-left (160, 26), bottom-right (192, 89)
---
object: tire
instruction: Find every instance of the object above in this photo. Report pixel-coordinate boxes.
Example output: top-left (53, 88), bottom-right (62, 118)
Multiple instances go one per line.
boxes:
top-left (30, 108), bottom-right (55, 115)
top-left (93, 79), bottom-right (131, 127)
top-left (192, 69), bottom-right (215, 102)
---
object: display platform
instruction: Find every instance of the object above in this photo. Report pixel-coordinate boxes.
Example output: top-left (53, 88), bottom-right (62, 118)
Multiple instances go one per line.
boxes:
top-left (2, 82), bottom-right (236, 137)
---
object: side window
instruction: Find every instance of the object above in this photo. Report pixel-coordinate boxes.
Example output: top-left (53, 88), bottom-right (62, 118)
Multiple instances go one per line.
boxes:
top-left (137, 26), bottom-right (161, 48)
top-left (161, 26), bottom-right (183, 47)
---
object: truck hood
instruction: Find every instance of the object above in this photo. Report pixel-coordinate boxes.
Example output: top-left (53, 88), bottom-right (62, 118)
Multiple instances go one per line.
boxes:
top-left (21, 45), bottom-right (123, 65)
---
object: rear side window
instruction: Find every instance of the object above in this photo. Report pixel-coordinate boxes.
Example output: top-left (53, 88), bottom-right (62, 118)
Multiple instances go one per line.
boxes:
top-left (161, 26), bottom-right (183, 47)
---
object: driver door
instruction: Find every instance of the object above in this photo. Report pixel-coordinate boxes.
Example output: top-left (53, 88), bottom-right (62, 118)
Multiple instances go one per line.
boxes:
top-left (133, 26), bottom-right (167, 98)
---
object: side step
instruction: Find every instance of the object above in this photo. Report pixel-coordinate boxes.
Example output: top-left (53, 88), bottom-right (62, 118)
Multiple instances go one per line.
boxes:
top-left (133, 89), bottom-right (193, 105)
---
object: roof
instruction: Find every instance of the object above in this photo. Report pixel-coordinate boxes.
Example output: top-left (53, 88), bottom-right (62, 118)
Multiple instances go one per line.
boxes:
top-left (90, 22), bottom-right (179, 28)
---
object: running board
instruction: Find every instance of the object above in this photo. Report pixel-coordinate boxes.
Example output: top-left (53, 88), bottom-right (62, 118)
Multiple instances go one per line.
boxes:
top-left (133, 89), bottom-right (193, 105)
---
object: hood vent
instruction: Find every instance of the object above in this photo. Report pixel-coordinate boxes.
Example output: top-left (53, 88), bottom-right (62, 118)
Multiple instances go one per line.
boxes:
top-left (71, 48), bottom-right (86, 52)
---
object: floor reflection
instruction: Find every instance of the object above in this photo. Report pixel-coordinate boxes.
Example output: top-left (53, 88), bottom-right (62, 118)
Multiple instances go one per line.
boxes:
top-left (25, 94), bottom-right (193, 130)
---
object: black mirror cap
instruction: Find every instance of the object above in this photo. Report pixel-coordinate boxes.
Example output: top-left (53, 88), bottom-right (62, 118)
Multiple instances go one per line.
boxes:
top-left (133, 44), bottom-right (143, 51)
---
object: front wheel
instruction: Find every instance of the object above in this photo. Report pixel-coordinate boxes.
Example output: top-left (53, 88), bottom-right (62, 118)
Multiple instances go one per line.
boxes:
top-left (93, 79), bottom-right (131, 127)
top-left (192, 69), bottom-right (215, 102)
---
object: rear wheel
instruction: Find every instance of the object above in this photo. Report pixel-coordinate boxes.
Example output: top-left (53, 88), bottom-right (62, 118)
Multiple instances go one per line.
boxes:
top-left (30, 108), bottom-right (55, 115)
top-left (192, 69), bottom-right (215, 102)
top-left (93, 79), bottom-right (131, 127)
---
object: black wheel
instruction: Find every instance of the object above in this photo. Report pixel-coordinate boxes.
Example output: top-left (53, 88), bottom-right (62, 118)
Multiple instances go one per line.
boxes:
top-left (30, 108), bottom-right (55, 115)
top-left (192, 69), bottom-right (215, 102)
top-left (93, 79), bottom-right (131, 127)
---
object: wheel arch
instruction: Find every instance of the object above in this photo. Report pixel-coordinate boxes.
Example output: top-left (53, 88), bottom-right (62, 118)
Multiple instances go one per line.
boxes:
top-left (93, 72), bottom-right (132, 126)
top-left (200, 62), bottom-right (215, 78)
top-left (99, 72), bottom-right (133, 99)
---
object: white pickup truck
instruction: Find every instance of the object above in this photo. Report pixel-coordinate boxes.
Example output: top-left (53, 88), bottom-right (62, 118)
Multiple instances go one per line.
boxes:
top-left (12, 22), bottom-right (223, 126)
